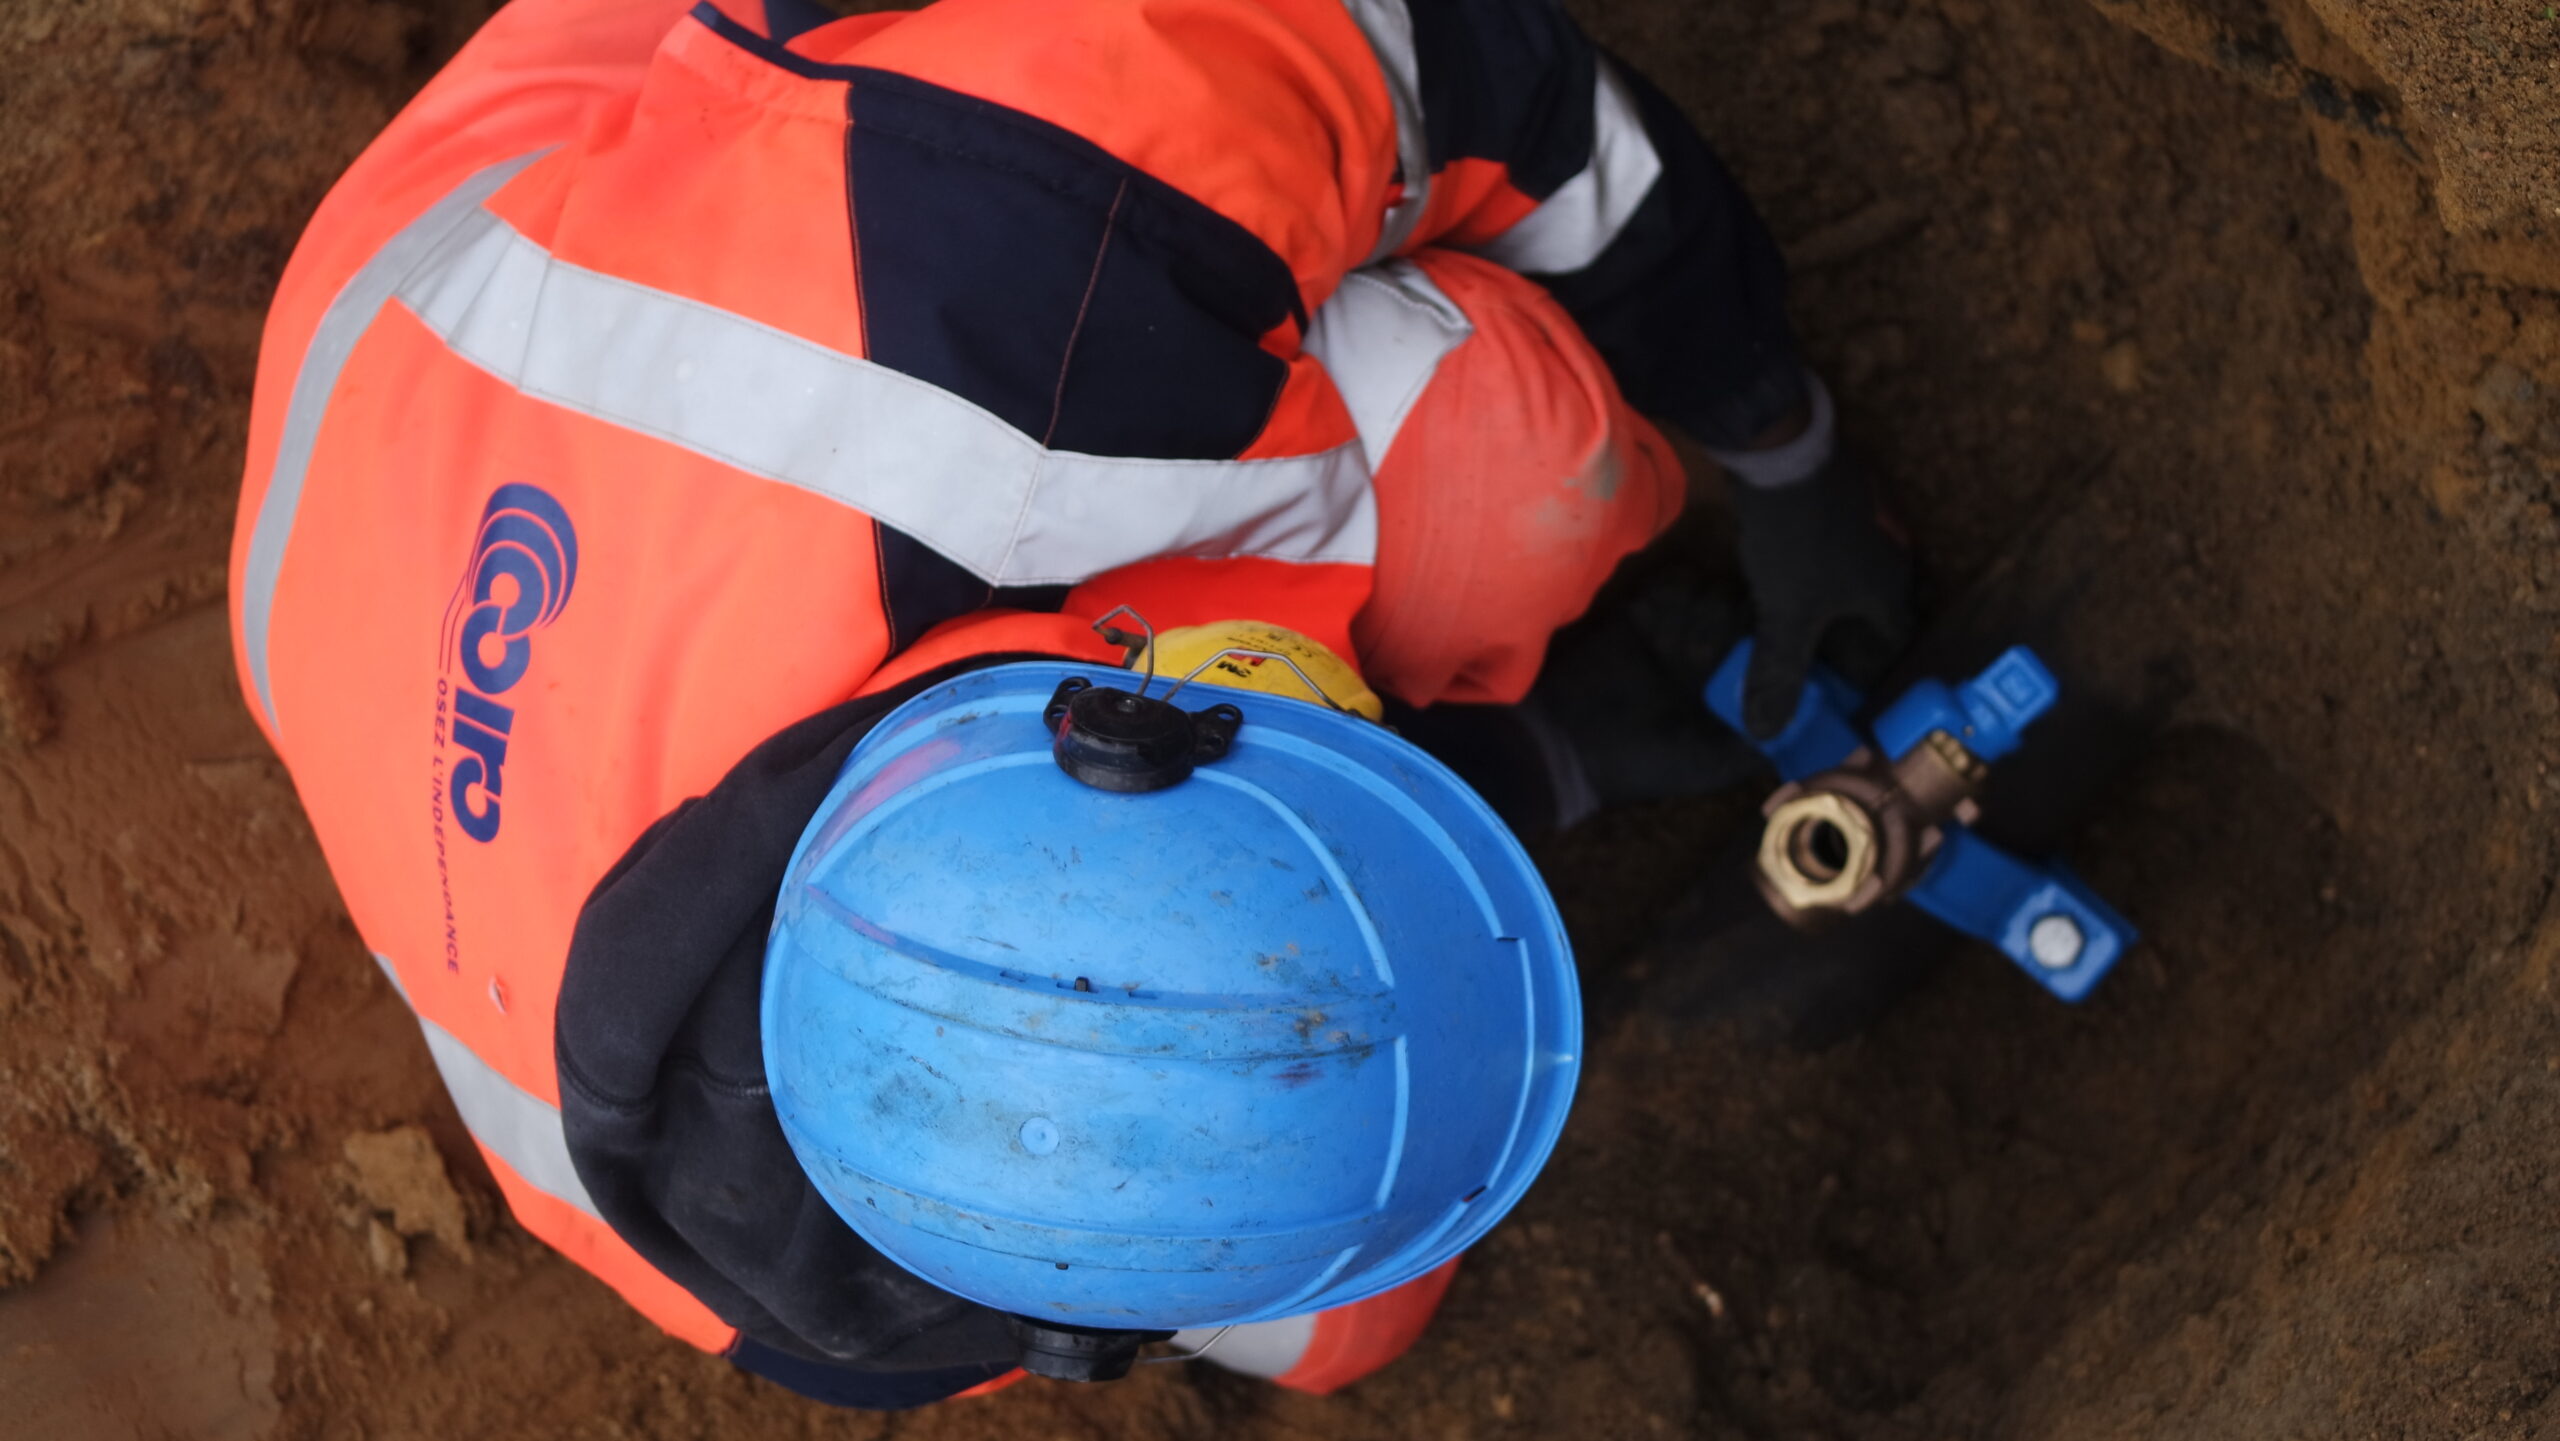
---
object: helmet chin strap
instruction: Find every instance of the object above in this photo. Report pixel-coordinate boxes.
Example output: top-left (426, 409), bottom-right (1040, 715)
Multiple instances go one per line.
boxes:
top-left (1005, 1317), bottom-right (1174, 1383)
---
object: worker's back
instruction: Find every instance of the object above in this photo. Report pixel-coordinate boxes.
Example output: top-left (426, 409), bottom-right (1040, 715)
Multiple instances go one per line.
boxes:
top-left (231, 0), bottom-right (1718, 1390)
top-left (228, 0), bottom-right (1425, 1348)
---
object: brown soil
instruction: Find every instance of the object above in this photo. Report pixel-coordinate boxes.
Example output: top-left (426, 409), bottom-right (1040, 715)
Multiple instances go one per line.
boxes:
top-left (5, 0), bottom-right (2559, 1437)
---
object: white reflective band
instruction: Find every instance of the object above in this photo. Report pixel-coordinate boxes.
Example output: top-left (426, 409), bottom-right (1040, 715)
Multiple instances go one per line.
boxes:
top-left (1341, 0), bottom-right (1432, 264)
top-left (371, 953), bottom-right (602, 1219)
top-left (1706, 369), bottom-right (1835, 488)
top-left (238, 151), bottom-right (549, 735)
top-left (1173, 1312), bottom-right (1318, 1379)
top-left (1302, 259), bottom-right (1473, 470)
top-left (395, 208), bottom-right (1377, 589)
top-left (1474, 59), bottom-right (1663, 277)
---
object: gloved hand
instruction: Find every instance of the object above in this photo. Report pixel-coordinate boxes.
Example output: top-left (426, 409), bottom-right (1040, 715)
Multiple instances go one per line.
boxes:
top-left (1392, 569), bottom-right (1766, 842)
top-left (1530, 572), bottom-right (1765, 807)
top-left (1725, 446), bottom-right (1915, 739)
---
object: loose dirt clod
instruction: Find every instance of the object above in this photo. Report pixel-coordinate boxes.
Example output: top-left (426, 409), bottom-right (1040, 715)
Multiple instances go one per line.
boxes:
top-left (343, 1126), bottom-right (472, 1260)
top-left (0, 657), bottom-right (57, 749)
top-left (363, 1215), bottom-right (409, 1279)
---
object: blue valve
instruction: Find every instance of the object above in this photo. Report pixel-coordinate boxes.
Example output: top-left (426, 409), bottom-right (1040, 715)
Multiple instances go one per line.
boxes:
top-left (1704, 643), bottom-right (2134, 1003)
top-left (1872, 647), bottom-right (2058, 764)
top-left (1701, 648), bottom-right (1866, 784)
top-left (1905, 830), bottom-right (2132, 1002)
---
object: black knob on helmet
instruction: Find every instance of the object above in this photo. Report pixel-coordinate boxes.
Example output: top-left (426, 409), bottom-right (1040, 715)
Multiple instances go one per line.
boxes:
top-left (1045, 677), bottom-right (1242, 792)
top-left (1005, 1316), bottom-right (1173, 1383)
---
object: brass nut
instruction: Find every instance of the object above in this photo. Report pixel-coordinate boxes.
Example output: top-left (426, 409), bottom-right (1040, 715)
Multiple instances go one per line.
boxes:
top-left (1890, 728), bottom-right (1991, 820)
top-left (1922, 729), bottom-right (1989, 785)
top-left (1758, 791), bottom-right (1881, 913)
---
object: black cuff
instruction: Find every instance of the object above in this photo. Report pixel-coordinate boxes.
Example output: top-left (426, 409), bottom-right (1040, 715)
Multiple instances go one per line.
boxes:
top-left (1670, 361), bottom-right (1812, 452)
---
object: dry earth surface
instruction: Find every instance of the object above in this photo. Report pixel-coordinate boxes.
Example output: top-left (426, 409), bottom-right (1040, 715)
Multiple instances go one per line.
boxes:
top-left (5, 0), bottom-right (2560, 1437)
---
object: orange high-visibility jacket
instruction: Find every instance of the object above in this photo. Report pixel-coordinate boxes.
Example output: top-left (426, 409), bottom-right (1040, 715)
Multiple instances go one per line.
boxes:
top-left (230, 0), bottom-right (1794, 1367)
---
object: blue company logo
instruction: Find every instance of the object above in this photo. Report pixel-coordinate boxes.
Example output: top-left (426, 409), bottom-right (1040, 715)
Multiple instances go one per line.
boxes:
top-left (437, 483), bottom-right (578, 843)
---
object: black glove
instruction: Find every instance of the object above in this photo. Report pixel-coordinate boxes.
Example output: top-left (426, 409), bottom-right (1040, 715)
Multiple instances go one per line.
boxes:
top-left (1529, 572), bottom-right (1764, 807)
top-left (1726, 448), bottom-right (1915, 739)
top-left (1391, 570), bottom-right (1764, 842)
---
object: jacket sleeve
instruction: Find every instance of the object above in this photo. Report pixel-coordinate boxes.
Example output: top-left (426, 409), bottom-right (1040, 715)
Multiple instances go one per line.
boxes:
top-left (555, 658), bottom-right (1035, 1377)
top-left (745, 0), bottom-right (1410, 644)
top-left (841, 0), bottom-right (1404, 323)
top-left (1359, 0), bottom-right (1808, 447)
top-left (837, 0), bottom-right (1800, 449)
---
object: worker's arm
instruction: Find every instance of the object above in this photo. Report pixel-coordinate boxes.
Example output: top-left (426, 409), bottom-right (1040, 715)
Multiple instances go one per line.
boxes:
top-left (841, 0), bottom-right (1401, 324)
top-left (1373, 0), bottom-right (1806, 449)
top-left (1337, 2), bottom-right (1912, 739)
top-left (832, 0), bottom-right (1801, 449)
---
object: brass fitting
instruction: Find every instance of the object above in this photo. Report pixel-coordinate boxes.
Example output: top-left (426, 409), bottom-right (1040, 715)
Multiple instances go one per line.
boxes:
top-left (1752, 729), bottom-right (1991, 929)
top-left (1758, 791), bottom-right (1883, 913)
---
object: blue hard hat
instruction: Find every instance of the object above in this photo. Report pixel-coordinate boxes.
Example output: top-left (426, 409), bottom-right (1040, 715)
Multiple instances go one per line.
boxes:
top-left (762, 660), bottom-right (1580, 1331)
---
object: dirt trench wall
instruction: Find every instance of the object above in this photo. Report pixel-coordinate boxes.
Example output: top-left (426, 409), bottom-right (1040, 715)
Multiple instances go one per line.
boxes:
top-left (2, 1), bottom-right (2558, 1439)
top-left (1965, 4), bottom-right (2560, 1435)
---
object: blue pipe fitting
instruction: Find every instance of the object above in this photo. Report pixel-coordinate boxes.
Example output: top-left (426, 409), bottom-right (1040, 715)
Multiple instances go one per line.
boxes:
top-left (1871, 647), bottom-right (2058, 764)
top-left (1701, 648), bottom-right (1866, 784)
top-left (1704, 643), bottom-right (2134, 1003)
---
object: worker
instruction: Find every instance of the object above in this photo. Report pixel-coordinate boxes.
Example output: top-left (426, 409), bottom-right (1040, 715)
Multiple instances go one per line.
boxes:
top-left (228, 0), bottom-right (1911, 1410)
